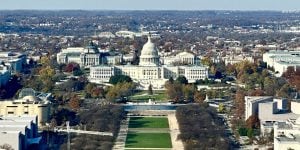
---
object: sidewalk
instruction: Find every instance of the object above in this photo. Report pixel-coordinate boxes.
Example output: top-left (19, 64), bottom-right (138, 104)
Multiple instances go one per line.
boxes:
top-left (113, 117), bottom-right (130, 150)
top-left (168, 114), bottom-right (184, 150)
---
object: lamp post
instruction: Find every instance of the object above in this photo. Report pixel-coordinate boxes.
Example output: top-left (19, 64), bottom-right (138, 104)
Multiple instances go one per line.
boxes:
top-left (45, 123), bottom-right (50, 148)
top-left (66, 121), bottom-right (70, 150)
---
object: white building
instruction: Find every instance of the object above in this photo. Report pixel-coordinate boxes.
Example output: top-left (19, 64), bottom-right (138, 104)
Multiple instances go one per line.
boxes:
top-left (274, 118), bottom-right (300, 150)
top-left (57, 42), bottom-right (122, 68)
top-left (0, 115), bottom-right (41, 150)
top-left (162, 51), bottom-right (200, 65)
top-left (57, 44), bottom-right (101, 68)
top-left (0, 96), bottom-right (51, 126)
top-left (244, 96), bottom-right (273, 120)
top-left (116, 30), bottom-right (160, 39)
top-left (98, 32), bottom-right (116, 38)
top-left (259, 99), bottom-right (300, 135)
top-left (89, 37), bottom-right (208, 89)
top-left (0, 51), bottom-right (26, 74)
top-left (245, 96), bottom-right (300, 135)
top-left (223, 55), bottom-right (254, 65)
top-left (263, 50), bottom-right (300, 76)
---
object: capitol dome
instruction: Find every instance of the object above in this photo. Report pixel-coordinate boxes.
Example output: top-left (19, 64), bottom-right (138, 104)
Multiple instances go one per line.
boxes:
top-left (139, 36), bottom-right (160, 66)
top-left (141, 37), bottom-right (159, 56)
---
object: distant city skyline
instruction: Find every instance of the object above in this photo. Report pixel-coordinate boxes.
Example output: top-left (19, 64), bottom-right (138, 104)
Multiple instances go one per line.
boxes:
top-left (0, 0), bottom-right (300, 11)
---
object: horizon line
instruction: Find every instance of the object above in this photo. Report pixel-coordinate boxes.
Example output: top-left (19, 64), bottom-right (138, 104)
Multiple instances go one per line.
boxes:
top-left (0, 9), bottom-right (299, 12)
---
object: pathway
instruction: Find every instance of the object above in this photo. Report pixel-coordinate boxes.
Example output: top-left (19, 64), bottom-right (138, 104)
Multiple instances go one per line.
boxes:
top-left (113, 117), bottom-right (130, 150)
top-left (168, 114), bottom-right (184, 150)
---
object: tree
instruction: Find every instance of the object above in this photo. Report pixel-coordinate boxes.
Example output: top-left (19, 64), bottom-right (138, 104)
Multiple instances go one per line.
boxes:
top-left (234, 89), bottom-right (246, 119)
top-left (246, 115), bottom-right (260, 129)
top-left (249, 89), bottom-right (264, 96)
top-left (283, 66), bottom-right (300, 92)
top-left (105, 82), bottom-right (135, 102)
top-left (39, 66), bottom-right (55, 81)
top-left (109, 75), bottom-right (132, 85)
top-left (176, 105), bottom-right (230, 149)
top-left (168, 77), bottom-right (174, 84)
top-left (85, 83), bottom-right (95, 94)
top-left (238, 128), bottom-right (248, 136)
top-left (201, 56), bottom-right (213, 66)
top-left (277, 83), bottom-right (292, 98)
top-left (165, 82), bottom-right (183, 102)
top-left (176, 76), bottom-right (188, 84)
top-left (263, 77), bottom-right (276, 95)
top-left (247, 128), bottom-right (254, 139)
top-left (51, 108), bottom-right (78, 126)
top-left (65, 63), bottom-right (80, 73)
top-left (218, 103), bottom-right (226, 113)
top-left (40, 56), bottom-right (50, 66)
top-left (215, 70), bottom-right (222, 79)
top-left (194, 90), bottom-right (206, 103)
top-left (91, 87), bottom-right (104, 98)
top-left (73, 69), bottom-right (83, 76)
top-left (148, 84), bottom-right (153, 95)
top-left (226, 64), bottom-right (236, 76)
top-left (69, 95), bottom-right (80, 110)
top-left (182, 84), bottom-right (195, 101)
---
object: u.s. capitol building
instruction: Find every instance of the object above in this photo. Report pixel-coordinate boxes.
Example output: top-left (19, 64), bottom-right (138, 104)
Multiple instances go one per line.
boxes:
top-left (89, 37), bottom-right (208, 89)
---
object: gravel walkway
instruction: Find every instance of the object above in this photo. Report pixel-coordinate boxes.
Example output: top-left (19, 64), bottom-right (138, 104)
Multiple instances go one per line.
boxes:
top-left (168, 114), bottom-right (184, 150)
top-left (113, 118), bottom-right (130, 150)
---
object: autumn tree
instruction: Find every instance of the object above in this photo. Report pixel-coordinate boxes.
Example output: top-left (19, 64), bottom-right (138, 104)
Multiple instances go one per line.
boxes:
top-left (84, 83), bottom-right (104, 98)
top-left (64, 63), bottom-right (80, 72)
top-left (218, 103), bottom-right (226, 113)
top-left (69, 95), bottom-right (81, 110)
top-left (246, 115), bottom-right (260, 129)
top-left (249, 89), bottom-right (264, 96)
top-left (201, 56), bottom-right (213, 66)
top-left (165, 81), bottom-right (183, 102)
top-left (91, 87), bottom-right (104, 98)
top-left (39, 66), bottom-right (55, 81)
top-left (283, 66), bottom-right (300, 91)
top-left (234, 89), bottom-right (246, 119)
top-left (40, 56), bottom-right (51, 66)
top-left (38, 66), bottom-right (55, 92)
top-left (194, 90), bottom-right (206, 103)
top-left (276, 83), bottom-right (292, 98)
top-left (182, 84), bottom-right (196, 101)
top-left (105, 82), bottom-right (135, 102)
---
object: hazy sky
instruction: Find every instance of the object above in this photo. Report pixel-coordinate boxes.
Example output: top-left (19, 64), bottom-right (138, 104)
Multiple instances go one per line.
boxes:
top-left (0, 0), bottom-right (299, 11)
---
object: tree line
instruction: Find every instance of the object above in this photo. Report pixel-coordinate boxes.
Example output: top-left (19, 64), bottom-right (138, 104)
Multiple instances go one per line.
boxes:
top-left (176, 104), bottom-right (231, 150)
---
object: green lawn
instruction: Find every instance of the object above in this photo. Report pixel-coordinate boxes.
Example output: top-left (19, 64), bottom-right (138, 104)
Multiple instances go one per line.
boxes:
top-left (125, 132), bottom-right (172, 148)
top-left (130, 91), bottom-right (167, 101)
top-left (129, 117), bottom-right (169, 128)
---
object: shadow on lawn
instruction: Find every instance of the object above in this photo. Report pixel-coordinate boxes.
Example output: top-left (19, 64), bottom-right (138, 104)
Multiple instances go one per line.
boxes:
top-left (128, 120), bottom-right (152, 128)
top-left (125, 133), bottom-right (139, 146)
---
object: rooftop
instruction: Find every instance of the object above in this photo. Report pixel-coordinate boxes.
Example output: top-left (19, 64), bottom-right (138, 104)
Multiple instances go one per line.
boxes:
top-left (275, 134), bottom-right (300, 143)
top-left (245, 96), bottom-right (273, 103)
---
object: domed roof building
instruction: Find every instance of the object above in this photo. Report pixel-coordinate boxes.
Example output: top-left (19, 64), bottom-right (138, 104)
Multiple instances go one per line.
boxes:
top-left (139, 36), bottom-right (160, 66)
top-left (89, 36), bottom-right (209, 90)
top-left (22, 95), bottom-right (41, 102)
